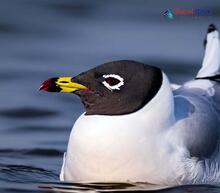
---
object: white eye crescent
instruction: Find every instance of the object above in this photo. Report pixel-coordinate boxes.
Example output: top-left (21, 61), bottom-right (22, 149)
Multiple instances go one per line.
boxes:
top-left (102, 74), bottom-right (124, 91)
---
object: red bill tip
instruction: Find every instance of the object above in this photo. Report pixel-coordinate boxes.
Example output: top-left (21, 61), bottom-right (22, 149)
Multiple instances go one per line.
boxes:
top-left (39, 78), bottom-right (57, 92)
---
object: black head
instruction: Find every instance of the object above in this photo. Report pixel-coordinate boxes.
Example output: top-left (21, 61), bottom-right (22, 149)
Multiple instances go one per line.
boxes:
top-left (40, 60), bottom-right (163, 115)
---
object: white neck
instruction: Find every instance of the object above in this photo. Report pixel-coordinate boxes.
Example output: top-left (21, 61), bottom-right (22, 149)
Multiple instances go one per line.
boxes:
top-left (132, 72), bottom-right (175, 132)
top-left (64, 72), bottom-right (176, 183)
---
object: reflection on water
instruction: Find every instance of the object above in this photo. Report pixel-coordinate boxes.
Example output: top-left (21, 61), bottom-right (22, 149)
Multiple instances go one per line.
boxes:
top-left (40, 182), bottom-right (164, 192)
top-left (39, 182), bottom-right (220, 193)
top-left (1, 0), bottom-right (220, 192)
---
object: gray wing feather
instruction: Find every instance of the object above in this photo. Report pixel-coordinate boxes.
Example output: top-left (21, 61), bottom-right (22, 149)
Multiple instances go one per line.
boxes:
top-left (173, 83), bottom-right (220, 158)
top-left (171, 24), bottom-right (220, 159)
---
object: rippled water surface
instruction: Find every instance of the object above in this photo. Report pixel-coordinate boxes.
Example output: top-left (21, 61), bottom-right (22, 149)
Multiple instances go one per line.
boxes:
top-left (1, 0), bottom-right (220, 192)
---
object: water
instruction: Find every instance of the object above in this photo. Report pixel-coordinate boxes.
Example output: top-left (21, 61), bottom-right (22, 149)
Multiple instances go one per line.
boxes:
top-left (0, 0), bottom-right (220, 192)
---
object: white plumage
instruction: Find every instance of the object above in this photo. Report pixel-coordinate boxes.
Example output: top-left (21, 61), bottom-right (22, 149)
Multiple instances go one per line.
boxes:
top-left (60, 25), bottom-right (220, 185)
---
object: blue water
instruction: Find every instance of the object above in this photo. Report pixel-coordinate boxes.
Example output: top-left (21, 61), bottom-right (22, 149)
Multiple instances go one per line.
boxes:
top-left (1, 0), bottom-right (220, 192)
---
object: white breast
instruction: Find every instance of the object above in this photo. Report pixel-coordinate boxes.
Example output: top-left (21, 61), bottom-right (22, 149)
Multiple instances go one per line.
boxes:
top-left (60, 26), bottom-right (220, 185)
top-left (62, 73), bottom-right (181, 185)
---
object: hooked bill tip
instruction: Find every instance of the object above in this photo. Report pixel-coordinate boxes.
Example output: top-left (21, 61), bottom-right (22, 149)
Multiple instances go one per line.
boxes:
top-left (39, 77), bottom-right (62, 92)
top-left (39, 84), bottom-right (48, 91)
top-left (39, 78), bottom-right (57, 92)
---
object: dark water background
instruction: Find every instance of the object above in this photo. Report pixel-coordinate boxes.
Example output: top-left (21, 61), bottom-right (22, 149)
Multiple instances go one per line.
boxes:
top-left (1, 0), bottom-right (220, 192)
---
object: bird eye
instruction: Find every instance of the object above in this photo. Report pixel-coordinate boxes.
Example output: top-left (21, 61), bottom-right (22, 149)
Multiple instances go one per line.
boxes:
top-left (102, 74), bottom-right (124, 91)
top-left (105, 77), bottom-right (120, 86)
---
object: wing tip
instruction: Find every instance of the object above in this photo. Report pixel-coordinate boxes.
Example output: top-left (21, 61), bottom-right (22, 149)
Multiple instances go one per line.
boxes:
top-left (207, 24), bottom-right (217, 33)
top-left (204, 24), bottom-right (218, 48)
top-left (199, 24), bottom-right (220, 78)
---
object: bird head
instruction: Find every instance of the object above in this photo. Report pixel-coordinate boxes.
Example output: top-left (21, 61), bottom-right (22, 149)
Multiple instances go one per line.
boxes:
top-left (40, 60), bottom-right (162, 115)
